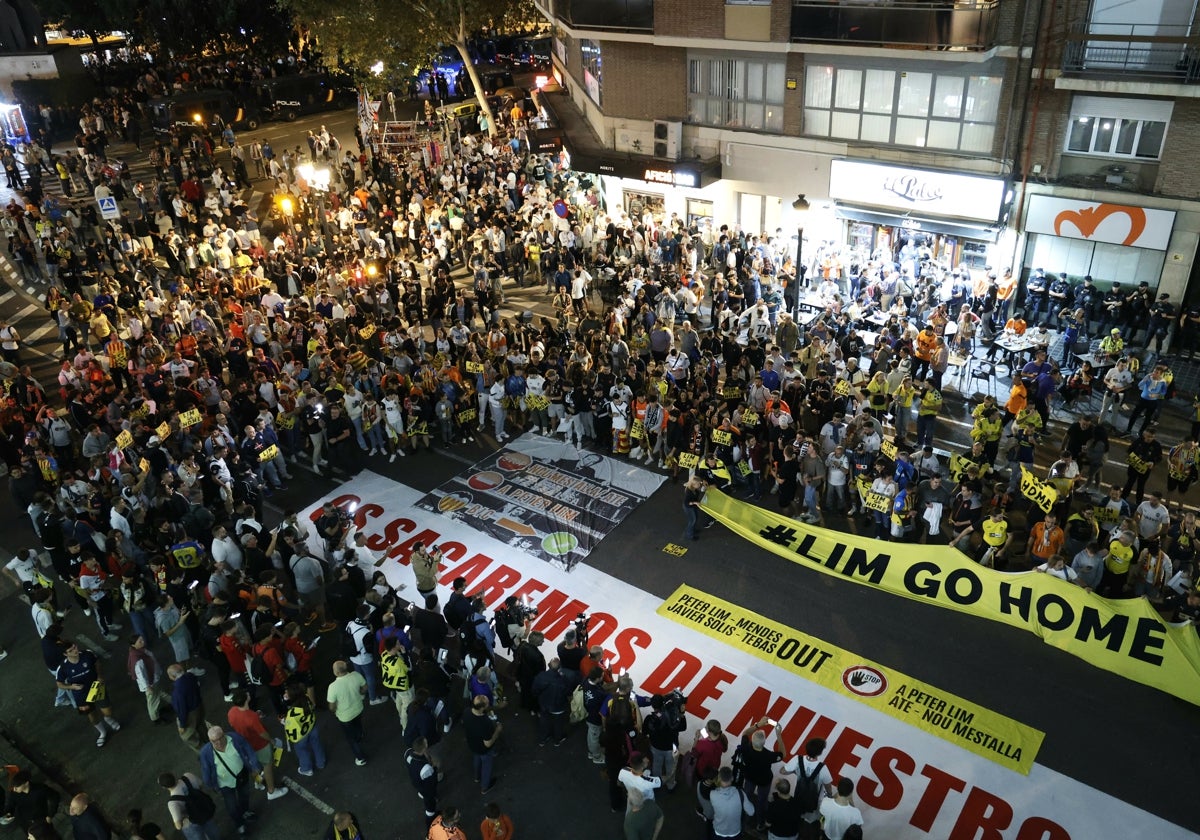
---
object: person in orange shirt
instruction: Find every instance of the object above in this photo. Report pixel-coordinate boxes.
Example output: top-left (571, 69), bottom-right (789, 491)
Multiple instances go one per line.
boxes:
top-left (913, 325), bottom-right (938, 382)
top-left (1004, 314), bottom-right (1027, 335)
top-left (996, 268), bottom-right (1017, 323)
top-left (1027, 513), bottom-right (1065, 564)
top-left (480, 802), bottom-right (514, 840)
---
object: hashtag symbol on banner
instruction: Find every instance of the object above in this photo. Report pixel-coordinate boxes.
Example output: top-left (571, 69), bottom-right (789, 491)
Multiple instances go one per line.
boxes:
top-left (758, 525), bottom-right (799, 548)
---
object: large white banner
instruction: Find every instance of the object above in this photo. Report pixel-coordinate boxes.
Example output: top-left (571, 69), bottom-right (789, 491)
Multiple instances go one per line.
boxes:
top-left (301, 473), bottom-right (1193, 840)
top-left (1024, 194), bottom-right (1175, 251)
top-left (829, 159), bottom-right (1007, 223)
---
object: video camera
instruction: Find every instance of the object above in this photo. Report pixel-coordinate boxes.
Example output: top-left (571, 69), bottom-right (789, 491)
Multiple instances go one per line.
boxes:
top-left (662, 688), bottom-right (688, 731)
top-left (573, 612), bottom-right (590, 648)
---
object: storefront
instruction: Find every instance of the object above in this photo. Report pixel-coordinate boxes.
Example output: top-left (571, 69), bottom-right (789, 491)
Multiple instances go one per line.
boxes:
top-left (568, 151), bottom-right (723, 227)
top-left (828, 159), bottom-right (1009, 273)
top-left (1020, 193), bottom-right (1174, 293)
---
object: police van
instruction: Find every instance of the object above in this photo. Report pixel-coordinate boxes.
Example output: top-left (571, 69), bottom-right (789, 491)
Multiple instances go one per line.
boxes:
top-left (147, 90), bottom-right (261, 135)
top-left (252, 73), bottom-right (353, 122)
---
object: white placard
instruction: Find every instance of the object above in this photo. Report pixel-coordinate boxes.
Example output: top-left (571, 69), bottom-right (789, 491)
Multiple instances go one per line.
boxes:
top-left (829, 159), bottom-right (1006, 223)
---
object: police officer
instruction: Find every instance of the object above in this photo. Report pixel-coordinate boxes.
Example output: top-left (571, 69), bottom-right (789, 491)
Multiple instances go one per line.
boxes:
top-left (1046, 271), bottom-right (1074, 328)
top-left (1024, 268), bottom-right (1048, 324)
top-left (1098, 282), bottom-right (1125, 337)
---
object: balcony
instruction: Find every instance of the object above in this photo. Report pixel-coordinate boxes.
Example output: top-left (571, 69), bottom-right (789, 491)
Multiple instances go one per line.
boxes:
top-left (1062, 23), bottom-right (1200, 82)
top-left (538, 0), bottom-right (654, 33)
top-left (791, 0), bottom-right (999, 51)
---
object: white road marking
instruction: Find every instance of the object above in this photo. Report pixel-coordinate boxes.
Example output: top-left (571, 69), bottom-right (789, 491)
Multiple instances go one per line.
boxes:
top-left (24, 323), bottom-right (56, 343)
top-left (74, 633), bottom-right (112, 659)
top-left (278, 776), bottom-right (335, 815)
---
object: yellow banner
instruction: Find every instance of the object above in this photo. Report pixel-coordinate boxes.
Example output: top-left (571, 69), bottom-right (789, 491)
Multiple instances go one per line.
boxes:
top-left (854, 475), bottom-right (892, 513)
top-left (1127, 452), bottom-right (1152, 474)
top-left (465, 361), bottom-right (485, 374)
top-left (526, 394), bottom-right (549, 411)
top-left (658, 585), bottom-right (1044, 774)
top-left (1019, 466), bottom-right (1057, 513)
top-left (949, 453), bottom-right (989, 482)
top-left (699, 488), bottom-right (1200, 708)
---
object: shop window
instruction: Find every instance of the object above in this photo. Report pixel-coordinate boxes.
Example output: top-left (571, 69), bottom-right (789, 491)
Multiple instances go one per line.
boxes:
top-left (804, 62), bottom-right (1001, 153)
top-left (1064, 95), bottom-right (1171, 161)
top-left (688, 53), bottom-right (786, 133)
top-left (581, 39), bottom-right (602, 106)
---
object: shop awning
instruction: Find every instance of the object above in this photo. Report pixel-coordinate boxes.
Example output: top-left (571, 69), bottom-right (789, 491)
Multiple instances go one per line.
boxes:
top-left (835, 204), bottom-right (1003, 243)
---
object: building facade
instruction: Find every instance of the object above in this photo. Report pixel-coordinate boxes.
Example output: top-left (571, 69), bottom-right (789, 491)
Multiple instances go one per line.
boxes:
top-left (537, 0), bottom-right (1200, 304)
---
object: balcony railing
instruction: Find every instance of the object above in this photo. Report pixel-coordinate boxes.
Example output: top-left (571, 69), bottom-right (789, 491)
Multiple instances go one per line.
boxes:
top-left (791, 0), bottom-right (999, 51)
top-left (1062, 22), bottom-right (1200, 81)
top-left (539, 0), bottom-right (654, 32)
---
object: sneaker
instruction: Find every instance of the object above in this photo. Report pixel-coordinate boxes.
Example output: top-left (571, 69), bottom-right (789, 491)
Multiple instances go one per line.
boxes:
top-left (267, 787), bottom-right (289, 800)
top-left (319, 622), bottom-right (338, 633)
top-left (554, 737), bottom-right (567, 746)
top-left (108, 623), bottom-right (122, 631)
top-left (297, 769), bottom-right (314, 777)
top-left (236, 826), bottom-right (248, 836)
top-left (224, 693), bottom-right (235, 702)
top-left (355, 758), bottom-right (367, 766)
top-left (83, 608), bottom-right (92, 617)
top-left (96, 732), bottom-right (107, 747)
top-left (590, 756), bottom-right (605, 765)
top-left (105, 718), bottom-right (121, 731)
top-left (188, 667), bottom-right (207, 677)
top-left (369, 697), bottom-right (388, 706)
top-left (368, 448), bottom-right (378, 455)
top-left (244, 811), bottom-right (258, 821)
top-left (254, 781), bottom-right (266, 791)
top-left (532, 427), bottom-right (542, 434)
top-left (0, 650), bottom-right (7, 662)
top-left (102, 633), bottom-right (118, 642)
top-left (0, 815), bottom-right (15, 826)
top-left (481, 776), bottom-right (500, 795)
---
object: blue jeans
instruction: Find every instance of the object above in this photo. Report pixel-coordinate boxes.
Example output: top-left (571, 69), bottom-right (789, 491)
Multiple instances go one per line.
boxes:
top-left (182, 821), bottom-right (221, 840)
top-left (293, 724), bottom-right (326, 773)
top-left (219, 780), bottom-right (250, 829)
top-left (472, 749), bottom-right (495, 789)
top-left (352, 660), bottom-right (380, 702)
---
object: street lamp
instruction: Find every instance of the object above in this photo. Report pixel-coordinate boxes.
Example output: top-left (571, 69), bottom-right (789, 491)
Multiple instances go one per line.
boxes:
top-left (792, 194), bottom-right (810, 321)
top-left (296, 162), bottom-right (333, 249)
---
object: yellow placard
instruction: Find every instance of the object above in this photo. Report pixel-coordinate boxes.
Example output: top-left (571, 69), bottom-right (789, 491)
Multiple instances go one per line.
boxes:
top-left (358, 324), bottom-right (377, 340)
top-left (1092, 505), bottom-right (1122, 526)
top-left (949, 452), bottom-right (989, 482)
top-left (678, 452), bottom-right (700, 469)
top-left (711, 429), bottom-right (733, 447)
top-left (275, 414), bottom-right (296, 430)
top-left (1019, 465), bottom-right (1058, 514)
top-left (116, 430), bottom-right (133, 449)
top-left (138, 457), bottom-right (150, 473)
top-left (128, 405), bottom-right (150, 420)
top-left (854, 475), bottom-right (893, 513)
top-left (630, 418), bottom-right (646, 440)
top-left (659, 585), bottom-right (1045, 774)
top-left (1127, 451), bottom-right (1152, 474)
top-left (259, 444), bottom-right (280, 462)
top-left (179, 408), bottom-right (203, 428)
top-left (662, 543), bottom-right (689, 557)
top-left (37, 457), bottom-right (57, 483)
top-left (739, 410), bottom-right (760, 427)
top-left (155, 422), bottom-right (171, 439)
top-left (698, 488), bottom-right (1200, 710)
top-left (525, 394), bottom-right (549, 411)
top-left (465, 361), bottom-right (485, 374)
top-left (880, 438), bottom-right (898, 461)
top-left (833, 379), bottom-right (852, 397)
top-left (457, 408), bottom-right (478, 424)
top-left (722, 386), bottom-right (743, 400)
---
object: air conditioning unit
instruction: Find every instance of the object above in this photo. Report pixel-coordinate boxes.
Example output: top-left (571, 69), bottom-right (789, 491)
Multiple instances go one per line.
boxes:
top-left (653, 119), bottom-right (682, 161)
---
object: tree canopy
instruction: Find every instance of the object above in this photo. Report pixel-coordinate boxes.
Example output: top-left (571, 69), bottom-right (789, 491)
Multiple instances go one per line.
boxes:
top-left (281, 0), bottom-right (534, 134)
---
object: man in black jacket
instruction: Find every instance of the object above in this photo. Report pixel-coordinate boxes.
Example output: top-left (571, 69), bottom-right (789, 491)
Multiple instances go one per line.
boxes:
top-left (0, 770), bottom-right (57, 829)
top-left (531, 658), bottom-right (573, 746)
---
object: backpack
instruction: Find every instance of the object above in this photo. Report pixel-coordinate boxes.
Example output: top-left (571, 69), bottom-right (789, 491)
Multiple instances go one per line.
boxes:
top-left (170, 776), bottom-right (217, 824)
top-left (795, 760), bottom-right (824, 812)
top-left (245, 648), bottom-right (272, 686)
top-left (458, 615), bottom-right (488, 658)
top-left (492, 607), bottom-right (515, 651)
top-left (843, 826), bottom-right (864, 840)
top-left (730, 742), bottom-right (747, 787)
top-left (345, 621), bottom-right (377, 659)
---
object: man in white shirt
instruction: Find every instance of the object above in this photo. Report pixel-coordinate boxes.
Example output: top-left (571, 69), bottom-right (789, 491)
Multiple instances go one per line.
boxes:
top-left (1100, 358), bottom-right (1133, 427)
top-left (210, 526), bottom-right (244, 571)
top-left (617, 752), bottom-right (662, 810)
top-left (819, 777), bottom-right (865, 840)
top-left (782, 736), bottom-right (834, 833)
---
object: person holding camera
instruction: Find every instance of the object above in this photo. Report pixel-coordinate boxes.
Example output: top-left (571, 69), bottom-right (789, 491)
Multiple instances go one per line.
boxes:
top-left (644, 693), bottom-right (687, 792)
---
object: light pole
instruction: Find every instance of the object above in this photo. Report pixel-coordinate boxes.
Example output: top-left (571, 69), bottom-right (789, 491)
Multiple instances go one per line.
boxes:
top-left (792, 194), bottom-right (810, 322)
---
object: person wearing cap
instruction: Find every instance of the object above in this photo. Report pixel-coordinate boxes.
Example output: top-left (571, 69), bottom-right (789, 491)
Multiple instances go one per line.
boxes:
top-left (1099, 328), bottom-right (1124, 358)
top-left (1024, 268), bottom-right (1048, 324)
top-left (1144, 292), bottom-right (1176, 353)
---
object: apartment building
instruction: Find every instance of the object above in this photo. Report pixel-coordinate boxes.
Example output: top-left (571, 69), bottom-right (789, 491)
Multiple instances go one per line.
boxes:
top-left (536, 0), bottom-right (1200, 302)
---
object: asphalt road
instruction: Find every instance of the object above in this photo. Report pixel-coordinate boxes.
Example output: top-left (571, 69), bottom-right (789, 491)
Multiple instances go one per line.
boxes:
top-left (0, 98), bottom-right (1197, 839)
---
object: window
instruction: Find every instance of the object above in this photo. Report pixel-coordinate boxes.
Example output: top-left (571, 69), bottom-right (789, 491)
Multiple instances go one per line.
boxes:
top-left (804, 63), bottom-right (1001, 153)
top-left (688, 53), bottom-right (786, 132)
top-left (1065, 96), bottom-right (1171, 160)
top-left (581, 39), bottom-right (602, 106)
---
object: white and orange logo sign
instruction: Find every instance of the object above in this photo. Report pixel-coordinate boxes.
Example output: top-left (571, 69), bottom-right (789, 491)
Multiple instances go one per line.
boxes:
top-left (1028, 195), bottom-right (1174, 250)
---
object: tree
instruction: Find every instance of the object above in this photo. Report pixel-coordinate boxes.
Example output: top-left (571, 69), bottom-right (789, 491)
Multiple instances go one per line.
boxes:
top-left (35, 0), bottom-right (139, 47)
top-left (281, 0), bottom-right (533, 137)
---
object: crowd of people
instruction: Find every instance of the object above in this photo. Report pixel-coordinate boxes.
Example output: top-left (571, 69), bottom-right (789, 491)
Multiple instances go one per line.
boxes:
top-left (0, 37), bottom-right (1197, 840)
